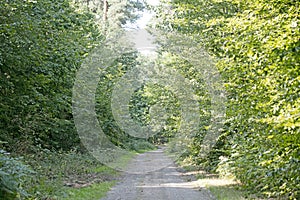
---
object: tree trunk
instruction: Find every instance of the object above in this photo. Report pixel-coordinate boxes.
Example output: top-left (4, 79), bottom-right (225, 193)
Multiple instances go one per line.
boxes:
top-left (103, 0), bottom-right (108, 21)
top-left (87, 0), bottom-right (90, 11)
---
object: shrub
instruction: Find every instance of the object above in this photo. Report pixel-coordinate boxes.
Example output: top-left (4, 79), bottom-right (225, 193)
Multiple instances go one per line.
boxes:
top-left (0, 149), bottom-right (34, 199)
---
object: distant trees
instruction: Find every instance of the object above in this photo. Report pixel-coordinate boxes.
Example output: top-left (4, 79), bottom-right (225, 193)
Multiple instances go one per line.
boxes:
top-left (72, 0), bottom-right (144, 29)
top-left (0, 0), bottom-right (147, 198)
top-left (1, 0), bottom-right (299, 198)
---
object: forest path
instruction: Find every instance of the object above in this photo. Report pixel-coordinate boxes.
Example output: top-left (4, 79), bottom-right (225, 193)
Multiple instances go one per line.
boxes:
top-left (101, 148), bottom-right (215, 200)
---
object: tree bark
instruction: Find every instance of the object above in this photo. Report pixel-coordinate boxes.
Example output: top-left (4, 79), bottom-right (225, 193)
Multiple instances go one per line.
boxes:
top-left (87, 0), bottom-right (90, 11)
top-left (103, 0), bottom-right (108, 21)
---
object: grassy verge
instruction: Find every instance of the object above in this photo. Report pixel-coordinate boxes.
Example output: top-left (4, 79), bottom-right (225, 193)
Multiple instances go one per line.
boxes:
top-left (59, 164), bottom-right (119, 200)
top-left (22, 149), bottom-right (124, 199)
top-left (108, 151), bottom-right (138, 170)
top-left (62, 181), bottom-right (116, 200)
top-left (1, 141), bottom-right (154, 199)
top-left (208, 184), bottom-right (246, 200)
top-left (178, 165), bottom-right (253, 200)
top-left (59, 144), bottom-right (155, 200)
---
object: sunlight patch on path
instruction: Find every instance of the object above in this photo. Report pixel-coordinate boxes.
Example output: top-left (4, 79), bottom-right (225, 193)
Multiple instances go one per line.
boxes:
top-left (101, 148), bottom-right (215, 200)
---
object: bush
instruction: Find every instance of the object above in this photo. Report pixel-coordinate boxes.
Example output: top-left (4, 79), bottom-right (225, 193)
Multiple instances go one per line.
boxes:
top-left (156, 0), bottom-right (300, 198)
top-left (0, 149), bottom-right (34, 199)
top-left (0, 0), bottom-right (101, 152)
top-left (127, 140), bottom-right (156, 153)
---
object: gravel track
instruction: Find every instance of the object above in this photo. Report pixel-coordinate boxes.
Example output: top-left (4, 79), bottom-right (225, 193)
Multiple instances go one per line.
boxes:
top-left (101, 148), bottom-right (215, 200)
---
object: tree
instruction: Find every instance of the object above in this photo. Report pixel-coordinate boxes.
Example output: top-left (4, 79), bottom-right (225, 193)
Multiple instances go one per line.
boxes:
top-left (154, 0), bottom-right (300, 198)
top-left (0, 0), bottom-right (104, 152)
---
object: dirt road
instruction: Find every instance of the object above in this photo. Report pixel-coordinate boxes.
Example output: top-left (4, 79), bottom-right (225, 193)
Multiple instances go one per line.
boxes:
top-left (101, 148), bottom-right (215, 200)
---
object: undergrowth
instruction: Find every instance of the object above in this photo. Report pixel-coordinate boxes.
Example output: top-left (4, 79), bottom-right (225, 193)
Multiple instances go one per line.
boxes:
top-left (1, 148), bottom-right (119, 199)
top-left (0, 139), bottom-right (155, 199)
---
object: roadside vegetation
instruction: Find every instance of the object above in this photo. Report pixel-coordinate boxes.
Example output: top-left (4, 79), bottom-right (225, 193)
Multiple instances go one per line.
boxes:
top-left (154, 0), bottom-right (299, 199)
top-left (1, 0), bottom-right (299, 199)
top-left (0, 0), bottom-right (150, 199)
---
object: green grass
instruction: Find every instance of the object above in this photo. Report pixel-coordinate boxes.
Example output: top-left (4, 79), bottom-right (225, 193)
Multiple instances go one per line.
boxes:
top-left (57, 151), bottom-right (138, 200)
top-left (62, 181), bottom-right (116, 200)
top-left (19, 147), bottom-right (151, 199)
top-left (174, 160), bottom-right (248, 200)
top-left (208, 185), bottom-right (246, 200)
top-left (109, 151), bottom-right (137, 170)
top-left (22, 150), bottom-right (120, 199)
top-left (91, 165), bottom-right (118, 174)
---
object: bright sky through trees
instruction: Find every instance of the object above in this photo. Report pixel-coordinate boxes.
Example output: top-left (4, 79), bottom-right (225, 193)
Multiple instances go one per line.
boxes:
top-left (125, 0), bottom-right (160, 55)
top-left (125, 0), bottom-right (160, 29)
top-left (135, 0), bottom-right (160, 28)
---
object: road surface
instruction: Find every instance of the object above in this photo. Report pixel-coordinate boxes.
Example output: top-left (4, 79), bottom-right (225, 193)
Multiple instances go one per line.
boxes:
top-left (101, 148), bottom-right (215, 200)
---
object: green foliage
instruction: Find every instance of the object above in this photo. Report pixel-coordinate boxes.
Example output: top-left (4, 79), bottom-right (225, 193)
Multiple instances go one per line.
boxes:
top-left (20, 149), bottom-right (117, 199)
top-left (0, 149), bottom-right (34, 199)
top-left (0, 0), bottom-right (150, 199)
top-left (0, 0), bottom-right (102, 152)
top-left (126, 139), bottom-right (156, 153)
top-left (63, 181), bottom-right (116, 200)
top-left (156, 0), bottom-right (300, 199)
top-left (2, 0), bottom-right (298, 198)
top-left (129, 82), bottom-right (181, 144)
top-left (148, 52), bottom-right (213, 163)
top-left (208, 185), bottom-right (246, 200)
top-left (72, 0), bottom-right (145, 25)
top-left (95, 52), bottom-right (146, 148)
